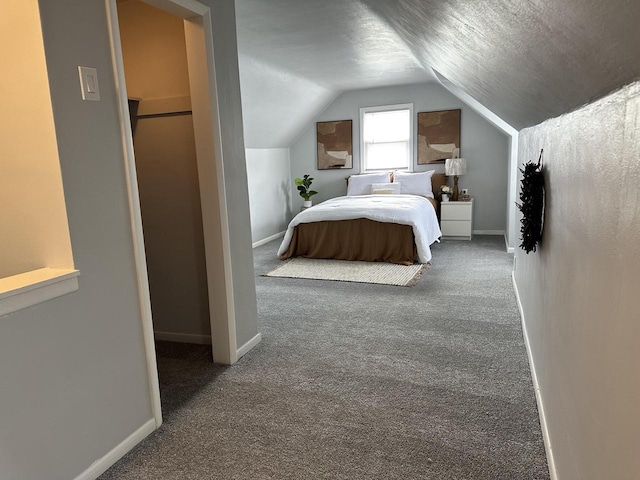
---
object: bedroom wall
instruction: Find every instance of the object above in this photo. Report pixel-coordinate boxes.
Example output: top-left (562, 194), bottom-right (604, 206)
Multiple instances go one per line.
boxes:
top-left (118, 0), bottom-right (210, 341)
top-left (246, 148), bottom-right (292, 244)
top-left (288, 82), bottom-right (510, 233)
top-left (514, 82), bottom-right (640, 480)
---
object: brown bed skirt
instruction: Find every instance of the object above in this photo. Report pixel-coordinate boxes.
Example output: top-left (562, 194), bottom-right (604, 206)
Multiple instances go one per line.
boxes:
top-left (279, 218), bottom-right (417, 265)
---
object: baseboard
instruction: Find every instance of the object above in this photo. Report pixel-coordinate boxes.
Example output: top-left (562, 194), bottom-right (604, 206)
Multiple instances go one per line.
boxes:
top-left (154, 331), bottom-right (212, 345)
top-left (74, 418), bottom-right (156, 480)
top-left (472, 229), bottom-right (505, 235)
top-left (512, 273), bottom-right (558, 480)
top-left (252, 231), bottom-right (286, 248)
top-left (236, 332), bottom-right (261, 360)
top-left (504, 232), bottom-right (515, 253)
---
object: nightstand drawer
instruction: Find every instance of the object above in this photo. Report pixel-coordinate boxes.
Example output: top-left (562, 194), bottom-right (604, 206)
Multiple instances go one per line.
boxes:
top-left (441, 220), bottom-right (472, 237)
top-left (440, 203), bottom-right (472, 221)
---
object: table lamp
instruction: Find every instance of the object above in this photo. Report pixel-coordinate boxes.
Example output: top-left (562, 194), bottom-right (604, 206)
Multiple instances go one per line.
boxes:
top-left (445, 158), bottom-right (467, 201)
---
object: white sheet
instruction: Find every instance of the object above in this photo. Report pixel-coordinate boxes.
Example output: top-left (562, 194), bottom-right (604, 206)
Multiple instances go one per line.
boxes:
top-left (278, 195), bottom-right (442, 263)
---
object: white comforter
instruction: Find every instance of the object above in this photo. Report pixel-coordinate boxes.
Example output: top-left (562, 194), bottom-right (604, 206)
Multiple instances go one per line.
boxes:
top-left (277, 195), bottom-right (442, 263)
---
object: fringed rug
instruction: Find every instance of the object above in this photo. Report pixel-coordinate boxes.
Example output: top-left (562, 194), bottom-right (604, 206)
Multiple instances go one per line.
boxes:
top-left (263, 258), bottom-right (427, 287)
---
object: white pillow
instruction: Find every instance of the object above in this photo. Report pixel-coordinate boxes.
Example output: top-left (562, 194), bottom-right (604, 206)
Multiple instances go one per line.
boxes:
top-left (393, 170), bottom-right (435, 198)
top-left (347, 172), bottom-right (391, 196)
top-left (371, 182), bottom-right (400, 194)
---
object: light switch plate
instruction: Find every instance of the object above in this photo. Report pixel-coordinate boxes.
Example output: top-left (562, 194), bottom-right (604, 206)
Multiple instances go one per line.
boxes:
top-left (78, 66), bottom-right (100, 101)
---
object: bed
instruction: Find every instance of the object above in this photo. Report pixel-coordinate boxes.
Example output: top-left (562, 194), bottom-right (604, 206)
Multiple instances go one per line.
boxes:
top-left (277, 171), bottom-right (446, 265)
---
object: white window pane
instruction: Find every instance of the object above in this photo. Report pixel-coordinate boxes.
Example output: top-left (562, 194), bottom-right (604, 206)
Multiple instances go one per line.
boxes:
top-left (364, 109), bottom-right (410, 143)
top-left (366, 142), bottom-right (409, 170)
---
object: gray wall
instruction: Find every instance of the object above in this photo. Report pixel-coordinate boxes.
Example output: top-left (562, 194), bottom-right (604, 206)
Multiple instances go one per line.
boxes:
top-left (133, 115), bottom-right (211, 338)
top-left (0, 2), bottom-right (153, 479)
top-left (238, 54), bottom-right (337, 148)
top-left (0, 1), bottom-right (258, 478)
top-left (514, 82), bottom-right (640, 480)
top-left (246, 148), bottom-right (293, 242)
top-left (289, 83), bottom-right (510, 232)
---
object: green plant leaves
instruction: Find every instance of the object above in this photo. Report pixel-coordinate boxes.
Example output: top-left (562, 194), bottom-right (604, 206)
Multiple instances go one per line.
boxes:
top-left (295, 174), bottom-right (318, 200)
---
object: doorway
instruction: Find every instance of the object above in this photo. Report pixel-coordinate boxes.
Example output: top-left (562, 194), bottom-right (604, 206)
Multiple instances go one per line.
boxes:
top-left (107, 0), bottom-right (241, 426)
top-left (117, 0), bottom-right (210, 347)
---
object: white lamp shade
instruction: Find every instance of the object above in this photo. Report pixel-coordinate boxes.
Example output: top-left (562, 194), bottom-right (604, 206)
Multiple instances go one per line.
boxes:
top-left (445, 157), bottom-right (467, 176)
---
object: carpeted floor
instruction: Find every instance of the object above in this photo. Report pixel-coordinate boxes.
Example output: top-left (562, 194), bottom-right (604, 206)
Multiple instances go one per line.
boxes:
top-left (99, 236), bottom-right (549, 480)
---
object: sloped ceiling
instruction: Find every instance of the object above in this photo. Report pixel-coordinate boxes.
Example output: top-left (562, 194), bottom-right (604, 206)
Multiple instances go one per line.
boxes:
top-left (236, 0), bottom-right (640, 148)
top-left (235, 0), bottom-right (434, 148)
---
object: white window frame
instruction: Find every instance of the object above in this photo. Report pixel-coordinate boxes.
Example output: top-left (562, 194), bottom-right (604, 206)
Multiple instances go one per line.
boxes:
top-left (359, 103), bottom-right (414, 173)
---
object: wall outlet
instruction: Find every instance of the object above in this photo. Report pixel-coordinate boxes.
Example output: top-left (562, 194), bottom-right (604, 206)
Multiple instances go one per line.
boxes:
top-left (461, 188), bottom-right (469, 195)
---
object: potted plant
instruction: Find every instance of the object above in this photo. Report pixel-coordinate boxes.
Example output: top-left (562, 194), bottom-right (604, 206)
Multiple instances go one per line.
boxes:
top-left (439, 185), bottom-right (452, 202)
top-left (295, 174), bottom-right (318, 208)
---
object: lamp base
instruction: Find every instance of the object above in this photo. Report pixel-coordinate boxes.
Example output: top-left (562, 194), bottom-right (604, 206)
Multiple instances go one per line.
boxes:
top-left (452, 175), bottom-right (459, 201)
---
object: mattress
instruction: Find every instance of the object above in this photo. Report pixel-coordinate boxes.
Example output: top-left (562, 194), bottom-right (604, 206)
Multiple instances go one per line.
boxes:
top-left (278, 194), bottom-right (441, 264)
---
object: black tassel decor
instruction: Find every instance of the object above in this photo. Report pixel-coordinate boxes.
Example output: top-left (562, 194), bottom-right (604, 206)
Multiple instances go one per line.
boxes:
top-left (517, 149), bottom-right (545, 253)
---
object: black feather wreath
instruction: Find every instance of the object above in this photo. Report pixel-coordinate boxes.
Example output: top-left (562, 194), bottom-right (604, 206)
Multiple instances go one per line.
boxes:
top-left (517, 149), bottom-right (545, 253)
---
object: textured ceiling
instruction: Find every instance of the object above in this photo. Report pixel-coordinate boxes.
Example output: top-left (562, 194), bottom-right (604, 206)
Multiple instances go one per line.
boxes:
top-left (235, 0), bottom-right (434, 91)
top-left (361, 0), bottom-right (640, 129)
top-left (235, 0), bottom-right (640, 147)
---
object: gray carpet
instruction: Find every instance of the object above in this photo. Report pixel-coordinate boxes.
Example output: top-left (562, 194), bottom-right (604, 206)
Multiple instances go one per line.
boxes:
top-left (99, 236), bottom-right (549, 480)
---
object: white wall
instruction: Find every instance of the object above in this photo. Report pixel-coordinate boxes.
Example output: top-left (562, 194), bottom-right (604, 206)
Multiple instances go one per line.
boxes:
top-left (246, 148), bottom-right (292, 243)
top-left (514, 82), bottom-right (640, 480)
top-left (289, 82), bottom-right (510, 232)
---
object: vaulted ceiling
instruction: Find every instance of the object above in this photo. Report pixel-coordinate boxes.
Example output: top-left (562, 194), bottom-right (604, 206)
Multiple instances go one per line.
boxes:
top-left (235, 0), bottom-right (640, 148)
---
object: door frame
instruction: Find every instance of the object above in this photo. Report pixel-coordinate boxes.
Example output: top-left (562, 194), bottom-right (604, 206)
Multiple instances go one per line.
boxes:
top-left (105, 0), bottom-right (239, 428)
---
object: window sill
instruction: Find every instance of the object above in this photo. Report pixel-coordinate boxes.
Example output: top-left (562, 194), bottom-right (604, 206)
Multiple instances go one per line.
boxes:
top-left (0, 268), bottom-right (80, 317)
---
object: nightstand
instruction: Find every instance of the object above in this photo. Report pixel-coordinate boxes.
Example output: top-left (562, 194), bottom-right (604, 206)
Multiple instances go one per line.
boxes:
top-left (440, 199), bottom-right (473, 240)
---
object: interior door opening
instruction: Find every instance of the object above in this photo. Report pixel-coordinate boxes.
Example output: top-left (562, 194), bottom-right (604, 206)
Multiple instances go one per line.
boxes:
top-left (117, 0), bottom-right (212, 349)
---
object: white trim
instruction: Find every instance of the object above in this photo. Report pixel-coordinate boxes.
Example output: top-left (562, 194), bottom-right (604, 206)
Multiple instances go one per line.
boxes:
top-left (184, 11), bottom-right (238, 365)
top-left (472, 229), bottom-right (505, 235)
top-left (154, 331), bottom-right (212, 345)
top-left (105, 0), bottom-right (163, 428)
top-left (252, 231), bottom-right (286, 248)
top-left (73, 419), bottom-right (156, 480)
top-left (359, 103), bottom-right (414, 173)
top-left (432, 68), bottom-right (517, 136)
top-left (236, 333), bottom-right (261, 360)
top-left (505, 233), bottom-right (515, 253)
top-left (512, 273), bottom-right (558, 480)
top-left (0, 268), bottom-right (79, 317)
top-left (506, 133), bottom-right (519, 251)
top-left (142, 0), bottom-right (207, 17)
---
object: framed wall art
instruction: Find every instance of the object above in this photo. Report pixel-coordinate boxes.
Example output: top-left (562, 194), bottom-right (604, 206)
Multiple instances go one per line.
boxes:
top-left (317, 120), bottom-right (353, 170)
top-left (417, 109), bottom-right (461, 164)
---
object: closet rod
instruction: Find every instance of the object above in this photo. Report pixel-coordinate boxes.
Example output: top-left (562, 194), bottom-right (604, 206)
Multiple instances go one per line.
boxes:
top-left (137, 110), bottom-right (192, 119)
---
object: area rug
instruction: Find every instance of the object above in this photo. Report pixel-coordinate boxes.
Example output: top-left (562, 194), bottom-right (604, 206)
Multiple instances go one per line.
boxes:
top-left (263, 257), bottom-right (427, 287)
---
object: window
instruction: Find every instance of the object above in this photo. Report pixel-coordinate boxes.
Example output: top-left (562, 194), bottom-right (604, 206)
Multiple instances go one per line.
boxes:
top-left (360, 103), bottom-right (413, 172)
